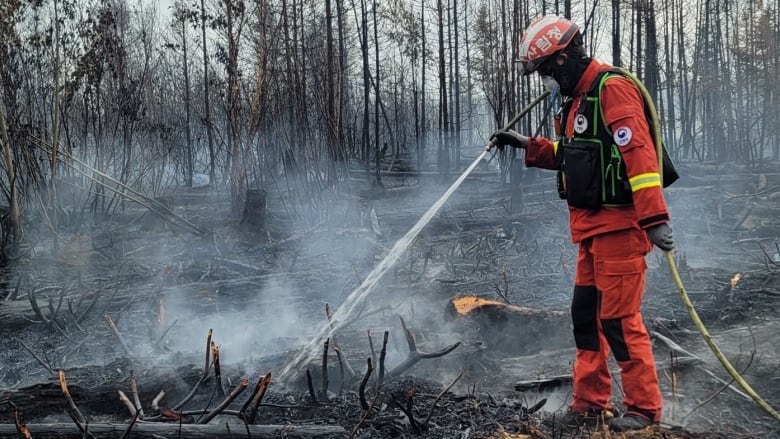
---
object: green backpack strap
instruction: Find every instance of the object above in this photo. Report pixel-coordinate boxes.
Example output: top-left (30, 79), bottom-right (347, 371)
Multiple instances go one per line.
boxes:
top-left (595, 68), bottom-right (679, 187)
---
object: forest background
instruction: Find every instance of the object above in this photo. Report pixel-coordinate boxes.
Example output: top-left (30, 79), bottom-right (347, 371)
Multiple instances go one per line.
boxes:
top-left (0, 0), bottom-right (778, 250)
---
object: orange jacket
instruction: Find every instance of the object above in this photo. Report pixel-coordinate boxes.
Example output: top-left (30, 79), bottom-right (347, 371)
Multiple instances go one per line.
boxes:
top-left (524, 59), bottom-right (670, 243)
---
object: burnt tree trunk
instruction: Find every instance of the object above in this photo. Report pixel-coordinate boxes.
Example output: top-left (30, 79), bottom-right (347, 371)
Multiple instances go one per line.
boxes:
top-left (241, 189), bottom-right (267, 230)
top-left (144, 196), bottom-right (174, 231)
top-left (445, 297), bottom-right (570, 355)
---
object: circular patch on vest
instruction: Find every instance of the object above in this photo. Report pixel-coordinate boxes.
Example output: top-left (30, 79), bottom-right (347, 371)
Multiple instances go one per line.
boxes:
top-left (574, 114), bottom-right (588, 133)
top-left (614, 126), bottom-right (633, 146)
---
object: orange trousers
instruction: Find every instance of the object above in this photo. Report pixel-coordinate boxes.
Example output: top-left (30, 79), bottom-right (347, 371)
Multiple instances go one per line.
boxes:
top-left (570, 227), bottom-right (663, 422)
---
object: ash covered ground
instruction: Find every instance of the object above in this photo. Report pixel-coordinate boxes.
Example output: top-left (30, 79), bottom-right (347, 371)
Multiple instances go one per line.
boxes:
top-left (0, 159), bottom-right (778, 438)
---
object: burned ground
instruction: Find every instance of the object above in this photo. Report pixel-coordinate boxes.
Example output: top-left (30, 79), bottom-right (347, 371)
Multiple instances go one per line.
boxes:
top-left (0, 160), bottom-right (778, 438)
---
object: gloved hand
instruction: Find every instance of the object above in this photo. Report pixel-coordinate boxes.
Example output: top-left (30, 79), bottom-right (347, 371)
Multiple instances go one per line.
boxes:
top-left (647, 223), bottom-right (674, 251)
top-left (488, 129), bottom-right (529, 151)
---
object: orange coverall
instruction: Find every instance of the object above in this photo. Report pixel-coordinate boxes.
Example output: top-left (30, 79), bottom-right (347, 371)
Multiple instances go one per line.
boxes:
top-left (523, 59), bottom-right (668, 422)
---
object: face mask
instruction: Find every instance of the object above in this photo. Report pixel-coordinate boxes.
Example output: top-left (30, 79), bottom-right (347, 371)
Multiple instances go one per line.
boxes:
top-left (550, 53), bottom-right (591, 97)
top-left (542, 75), bottom-right (559, 93)
top-left (551, 63), bottom-right (576, 97)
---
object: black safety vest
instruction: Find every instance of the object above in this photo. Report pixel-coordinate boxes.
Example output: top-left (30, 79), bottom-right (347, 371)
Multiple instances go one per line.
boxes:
top-left (555, 70), bottom-right (678, 209)
top-left (556, 70), bottom-right (633, 209)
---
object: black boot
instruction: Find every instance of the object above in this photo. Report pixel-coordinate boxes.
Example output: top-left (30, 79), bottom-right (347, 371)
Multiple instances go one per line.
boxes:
top-left (555, 408), bottom-right (614, 430)
top-left (610, 413), bottom-right (655, 431)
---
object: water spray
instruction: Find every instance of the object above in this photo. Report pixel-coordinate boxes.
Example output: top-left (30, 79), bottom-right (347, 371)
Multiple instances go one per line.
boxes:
top-left (278, 91), bottom-right (552, 383)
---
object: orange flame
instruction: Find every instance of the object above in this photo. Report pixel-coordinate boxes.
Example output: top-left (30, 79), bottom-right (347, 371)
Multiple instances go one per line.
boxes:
top-left (730, 273), bottom-right (741, 288)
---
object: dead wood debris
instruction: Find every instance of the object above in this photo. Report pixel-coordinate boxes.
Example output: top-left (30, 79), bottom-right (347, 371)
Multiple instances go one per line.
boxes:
top-left (2, 314), bottom-right (472, 438)
top-left (2, 166), bottom-right (777, 439)
top-left (4, 297), bottom-right (757, 438)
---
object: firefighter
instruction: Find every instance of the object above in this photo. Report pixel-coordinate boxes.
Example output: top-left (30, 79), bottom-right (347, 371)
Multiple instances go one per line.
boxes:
top-left (489, 16), bottom-right (675, 432)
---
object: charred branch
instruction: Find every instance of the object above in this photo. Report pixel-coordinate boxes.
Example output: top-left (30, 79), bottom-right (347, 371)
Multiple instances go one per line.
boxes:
top-left (119, 411), bottom-right (140, 439)
top-left (423, 372), bottom-right (462, 427)
top-left (349, 393), bottom-right (381, 439)
top-left (367, 330), bottom-right (377, 371)
top-left (245, 372), bottom-right (272, 425)
top-left (390, 388), bottom-right (419, 434)
top-left (326, 305), bottom-right (356, 389)
top-left (359, 358), bottom-right (373, 410)
top-left (151, 390), bottom-right (165, 412)
top-left (212, 341), bottom-right (225, 397)
top-left (117, 390), bottom-right (137, 417)
top-left (129, 370), bottom-right (144, 418)
top-left (14, 337), bottom-right (54, 375)
top-left (197, 379), bottom-right (249, 424)
top-left (333, 346), bottom-right (355, 392)
top-left (28, 289), bottom-right (48, 323)
top-left (11, 402), bottom-right (32, 439)
top-left (103, 313), bottom-right (135, 360)
top-left (172, 330), bottom-right (214, 411)
top-left (524, 398), bottom-right (547, 416)
top-left (321, 338), bottom-right (330, 399)
top-left (58, 370), bottom-right (92, 438)
top-left (378, 331), bottom-right (388, 388)
top-left (386, 317), bottom-right (461, 378)
top-left (306, 369), bottom-right (318, 403)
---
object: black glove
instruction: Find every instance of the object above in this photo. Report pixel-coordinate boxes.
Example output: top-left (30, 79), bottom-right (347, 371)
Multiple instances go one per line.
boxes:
top-left (489, 129), bottom-right (529, 150)
top-left (647, 223), bottom-right (674, 251)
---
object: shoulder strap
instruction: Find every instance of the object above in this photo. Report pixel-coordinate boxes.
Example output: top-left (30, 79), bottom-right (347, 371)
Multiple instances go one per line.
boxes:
top-left (587, 69), bottom-right (622, 96)
top-left (595, 68), bottom-right (680, 187)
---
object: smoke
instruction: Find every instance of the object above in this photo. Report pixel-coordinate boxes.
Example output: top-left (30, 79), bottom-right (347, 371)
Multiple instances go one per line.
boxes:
top-left (159, 276), bottom-right (317, 363)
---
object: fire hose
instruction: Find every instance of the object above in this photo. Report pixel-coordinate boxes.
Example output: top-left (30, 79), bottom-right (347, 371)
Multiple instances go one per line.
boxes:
top-left (623, 68), bottom-right (780, 423)
top-left (498, 89), bottom-right (552, 133)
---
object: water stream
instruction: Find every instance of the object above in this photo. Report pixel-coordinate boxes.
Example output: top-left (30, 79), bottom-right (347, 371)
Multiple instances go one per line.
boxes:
top-left (278, 150), bottom-right (489, 382)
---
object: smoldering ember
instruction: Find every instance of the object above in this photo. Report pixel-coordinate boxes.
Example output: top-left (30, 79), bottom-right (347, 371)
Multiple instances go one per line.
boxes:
top-left (1, 1), bottom-right (779, 439)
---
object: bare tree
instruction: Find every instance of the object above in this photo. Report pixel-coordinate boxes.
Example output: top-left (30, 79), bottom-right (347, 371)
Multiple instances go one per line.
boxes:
top-left (437, 0), bottom-right (449, 178)
top-left (325, 0), bottom-right (339, 169)
top-left (0, 92), bottom-right (21, 250)
top-left (373, 0), bottom-right (382, 186)
top-left (201, 0), bottom-right (216, 184)
top-left (420, 0), bottom-right (427, 171)
top-left (172, 2), bottom-right (197, 187)
top-left (452, 0), bottom-right (461, 170)
top-left (361, 0), bottom-right (370, 173)
top-left (220, 0), bottom-right (247, 213)
top-left (612, 0), bottom-right (621, 66)
top-left (0, 0), bottom-right (777, 242)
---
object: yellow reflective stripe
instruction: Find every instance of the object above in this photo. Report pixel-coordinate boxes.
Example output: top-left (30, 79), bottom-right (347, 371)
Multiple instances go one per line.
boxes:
top-left (553, 141), bottom-right (559, 155)
top-left (629, 172), bottom-right (661, 191)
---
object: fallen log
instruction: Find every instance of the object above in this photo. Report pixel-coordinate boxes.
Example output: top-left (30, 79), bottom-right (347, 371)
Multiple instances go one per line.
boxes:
top-left (514, 375), bottom-right (573, 392)
top-left (445, 296), bottom-right (570, 355)
top-left (0, 422), bottom-right (347, 438)
top-left (0, 300), bottom-right (54, 332)
top-left (0, 361), bottom-right (202, 420)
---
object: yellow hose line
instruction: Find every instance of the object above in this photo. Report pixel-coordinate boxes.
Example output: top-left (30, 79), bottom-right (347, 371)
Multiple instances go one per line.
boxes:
top-left (615, 67), bottom-right (780, 422)
top-left (664, 251), bottom-right (780, 422)
top-left (617, 68), bottom-right (665, 172)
